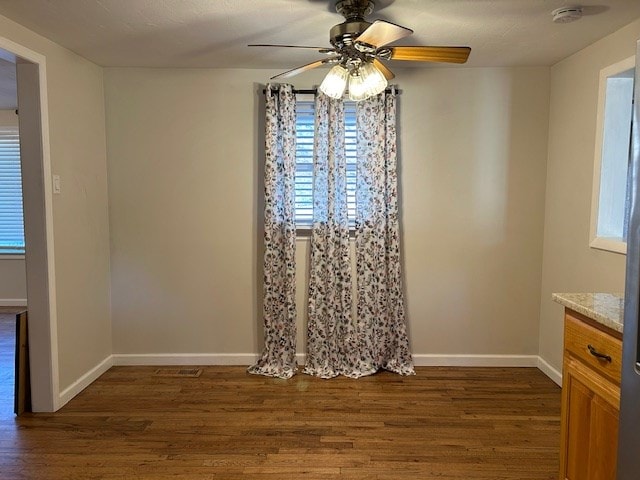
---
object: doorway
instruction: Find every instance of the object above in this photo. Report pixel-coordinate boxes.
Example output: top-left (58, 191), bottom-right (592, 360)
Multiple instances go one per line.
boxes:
top-left (0, 53), bottom-right (28, 417)
top-left (0, 38), bottom-right (58, 412)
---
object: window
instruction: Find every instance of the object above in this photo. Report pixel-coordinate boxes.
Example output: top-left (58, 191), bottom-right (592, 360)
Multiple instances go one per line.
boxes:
top-left (590, 56), bottom-right (635, 254)
top-left (0, 125), bottom-right (24, 254)
top-left (295, 95), bottom-right (357, 229)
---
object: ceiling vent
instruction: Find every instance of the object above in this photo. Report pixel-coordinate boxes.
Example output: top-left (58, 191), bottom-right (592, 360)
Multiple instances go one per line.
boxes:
top-left (552, 6), bottom-right (584, 24)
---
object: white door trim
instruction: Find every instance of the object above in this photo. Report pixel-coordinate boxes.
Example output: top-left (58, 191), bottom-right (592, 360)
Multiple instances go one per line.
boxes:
top-left (0, 35), bottom-right (59, 411)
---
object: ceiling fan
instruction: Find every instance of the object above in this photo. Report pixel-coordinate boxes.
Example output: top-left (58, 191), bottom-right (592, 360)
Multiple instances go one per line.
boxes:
top-left (249, 0), bottom-right (471, 100)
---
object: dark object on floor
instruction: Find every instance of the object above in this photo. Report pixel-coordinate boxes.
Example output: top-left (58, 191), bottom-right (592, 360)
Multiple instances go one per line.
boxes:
top-left (14, 310), bottom-right (31, 415)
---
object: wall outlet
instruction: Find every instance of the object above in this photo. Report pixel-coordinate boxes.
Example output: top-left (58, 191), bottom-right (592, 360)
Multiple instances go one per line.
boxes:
top-left (52, 175), bottom-right (61, 194)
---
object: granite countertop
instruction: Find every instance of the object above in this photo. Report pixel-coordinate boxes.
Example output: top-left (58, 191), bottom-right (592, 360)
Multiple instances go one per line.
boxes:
top-left (552, 293), bottom-right (624, 334)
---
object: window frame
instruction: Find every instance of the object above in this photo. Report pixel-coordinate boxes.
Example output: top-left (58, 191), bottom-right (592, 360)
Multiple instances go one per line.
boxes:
top-left (0, 122), bottom-right (25, 255)
top-left (589, 55), bottom-right (635, 255)
top-left (294, 94), bottom-right (358, 234)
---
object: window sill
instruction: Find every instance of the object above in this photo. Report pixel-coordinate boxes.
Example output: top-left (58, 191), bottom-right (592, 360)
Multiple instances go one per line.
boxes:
top-left (590, 237), bottom-right (626, 255)
top-left (0, 255), bottom-right (25, 260)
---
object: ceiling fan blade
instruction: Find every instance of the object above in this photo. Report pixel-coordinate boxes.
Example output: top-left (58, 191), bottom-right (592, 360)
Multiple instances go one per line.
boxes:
top-left (270, 57), bottom-right (338, 80)
top-left (389, 46), bottom-right (471, 64)
top-left (356, 20), bottom-right (413, 48)
top-left (373, 59), bottom-right (395, 80)
top-left (248, 44), bottom-right (332, 51)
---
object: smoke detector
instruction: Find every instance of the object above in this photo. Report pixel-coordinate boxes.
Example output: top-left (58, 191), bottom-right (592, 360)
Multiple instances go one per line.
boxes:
top-left (552, 6), bottom-right (584, 24)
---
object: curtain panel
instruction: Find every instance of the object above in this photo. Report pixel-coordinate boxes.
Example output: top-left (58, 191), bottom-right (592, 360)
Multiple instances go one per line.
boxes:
top-left (248, 84), bottom-right (298, 379)
top-left (354, 90), bottom-right (415, 376)
top-left (304, 93), bottom-right (362, 378)
top-left (304, 90), bottom-right (414, 379)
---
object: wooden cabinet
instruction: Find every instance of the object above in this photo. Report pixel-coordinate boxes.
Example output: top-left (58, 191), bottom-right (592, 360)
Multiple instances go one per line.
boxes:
top-left (559, 310), bottom-right (623, 480)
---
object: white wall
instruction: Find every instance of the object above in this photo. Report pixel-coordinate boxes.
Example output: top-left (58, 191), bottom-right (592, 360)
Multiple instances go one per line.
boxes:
top-left (0, 109), bottom-right (26, 303)
top-left (538, 18), bottom-right (640, 374)
top-left (400, 67), bottom-right (549, 358)
top-left (0, 258), bottom-right (26, 302)
top-left (105, 66), bottom-right (550, 360)
top-left (0, 14), bottom-right (112, 394)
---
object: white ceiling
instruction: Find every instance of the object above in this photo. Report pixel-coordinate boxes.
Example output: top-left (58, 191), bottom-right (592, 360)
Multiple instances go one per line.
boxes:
top-left (0, 0), bottom-right (639, 70)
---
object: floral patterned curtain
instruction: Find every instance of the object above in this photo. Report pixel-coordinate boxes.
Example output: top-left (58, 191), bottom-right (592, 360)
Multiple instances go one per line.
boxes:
top-left (304, 93), bottom-right (361, 378)
top-left (354, 90), bottom-right (415, 376)
top-left (248, 84), bottom-right (298, 379)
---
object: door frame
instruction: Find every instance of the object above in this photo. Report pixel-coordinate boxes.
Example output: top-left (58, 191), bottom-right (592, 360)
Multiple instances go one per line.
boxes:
top-left (0, 35), bottom-right (59, 412)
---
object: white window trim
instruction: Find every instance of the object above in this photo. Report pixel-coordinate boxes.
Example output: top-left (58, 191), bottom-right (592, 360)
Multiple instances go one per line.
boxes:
top-left (589, 55), bottom-right (635, 255)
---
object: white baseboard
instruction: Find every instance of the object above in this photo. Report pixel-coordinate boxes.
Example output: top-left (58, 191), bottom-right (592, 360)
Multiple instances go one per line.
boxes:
top-left (0, 298), bottom-right (27, 307)
top-left (112, 353), bottom-right (539, 368)
top-left (112, 353), bottom-right (316, 366)
top-left (112, 353), bottom-right (260, 366)
top-left (56, 353), bottom-right (562, 408)
top-left (57, 355), bottom-right (113, 409)
top-left (537, 356), bottom-right (563, 386)
top-left (412, 354), bottom-right (539, 367)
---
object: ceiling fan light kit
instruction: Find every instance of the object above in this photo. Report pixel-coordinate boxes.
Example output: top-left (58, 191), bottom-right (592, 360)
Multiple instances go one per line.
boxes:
top-left (250, 0), bottom-right (471, 101)
top-left (319, 61), bottom-right (388, 100)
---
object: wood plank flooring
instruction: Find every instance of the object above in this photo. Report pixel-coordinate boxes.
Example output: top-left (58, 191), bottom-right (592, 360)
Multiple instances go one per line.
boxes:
top-left (0, 364), bottom-right (561, 479)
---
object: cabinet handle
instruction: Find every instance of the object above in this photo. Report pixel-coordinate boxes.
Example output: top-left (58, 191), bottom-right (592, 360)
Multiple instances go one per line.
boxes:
top-left (587, 344), bottom-right (612, 363)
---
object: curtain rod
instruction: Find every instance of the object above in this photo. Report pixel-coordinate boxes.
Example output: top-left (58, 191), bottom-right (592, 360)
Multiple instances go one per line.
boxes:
top-left (262, 86), bottom-right (400, 95)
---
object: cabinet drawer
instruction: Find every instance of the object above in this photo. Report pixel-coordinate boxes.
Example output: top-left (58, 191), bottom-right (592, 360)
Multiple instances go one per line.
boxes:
top-left (564, 313), bottom-right (622, 385)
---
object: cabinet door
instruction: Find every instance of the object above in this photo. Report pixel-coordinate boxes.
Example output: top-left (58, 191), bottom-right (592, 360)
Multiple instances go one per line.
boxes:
top-left (563, 376), bottom-right (591, 479)
top-left (560, 357), bottom-right (619, 480)
top-left (588, 395), bottom-right (619, 480)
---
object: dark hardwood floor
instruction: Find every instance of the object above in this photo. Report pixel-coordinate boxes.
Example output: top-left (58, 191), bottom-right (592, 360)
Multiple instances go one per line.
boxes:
top-left (0, 361), bottom-right (561, 480)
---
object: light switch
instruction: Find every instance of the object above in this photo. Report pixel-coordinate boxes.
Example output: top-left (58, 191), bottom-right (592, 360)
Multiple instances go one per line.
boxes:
top-left (53, 175), bottom-right (61, 194)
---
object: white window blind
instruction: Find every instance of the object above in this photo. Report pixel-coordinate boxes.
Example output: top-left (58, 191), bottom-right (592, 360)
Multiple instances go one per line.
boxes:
top-left (295, 96), bottom-right (357, 228)
top-left (0, 125), bottom-right (24, 254)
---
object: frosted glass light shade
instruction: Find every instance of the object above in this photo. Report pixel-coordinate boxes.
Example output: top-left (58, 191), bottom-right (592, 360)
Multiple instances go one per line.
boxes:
top-left (319, 65), bottom-right (349, 99)
top-left (348, 62), bottom-right (388, 101)
top-left (348, 73), bottom-right (367, 101)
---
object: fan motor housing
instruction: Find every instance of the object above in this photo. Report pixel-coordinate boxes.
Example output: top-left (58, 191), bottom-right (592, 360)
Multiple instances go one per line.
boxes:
top-left (330, 20), bottom-right (372, 48)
